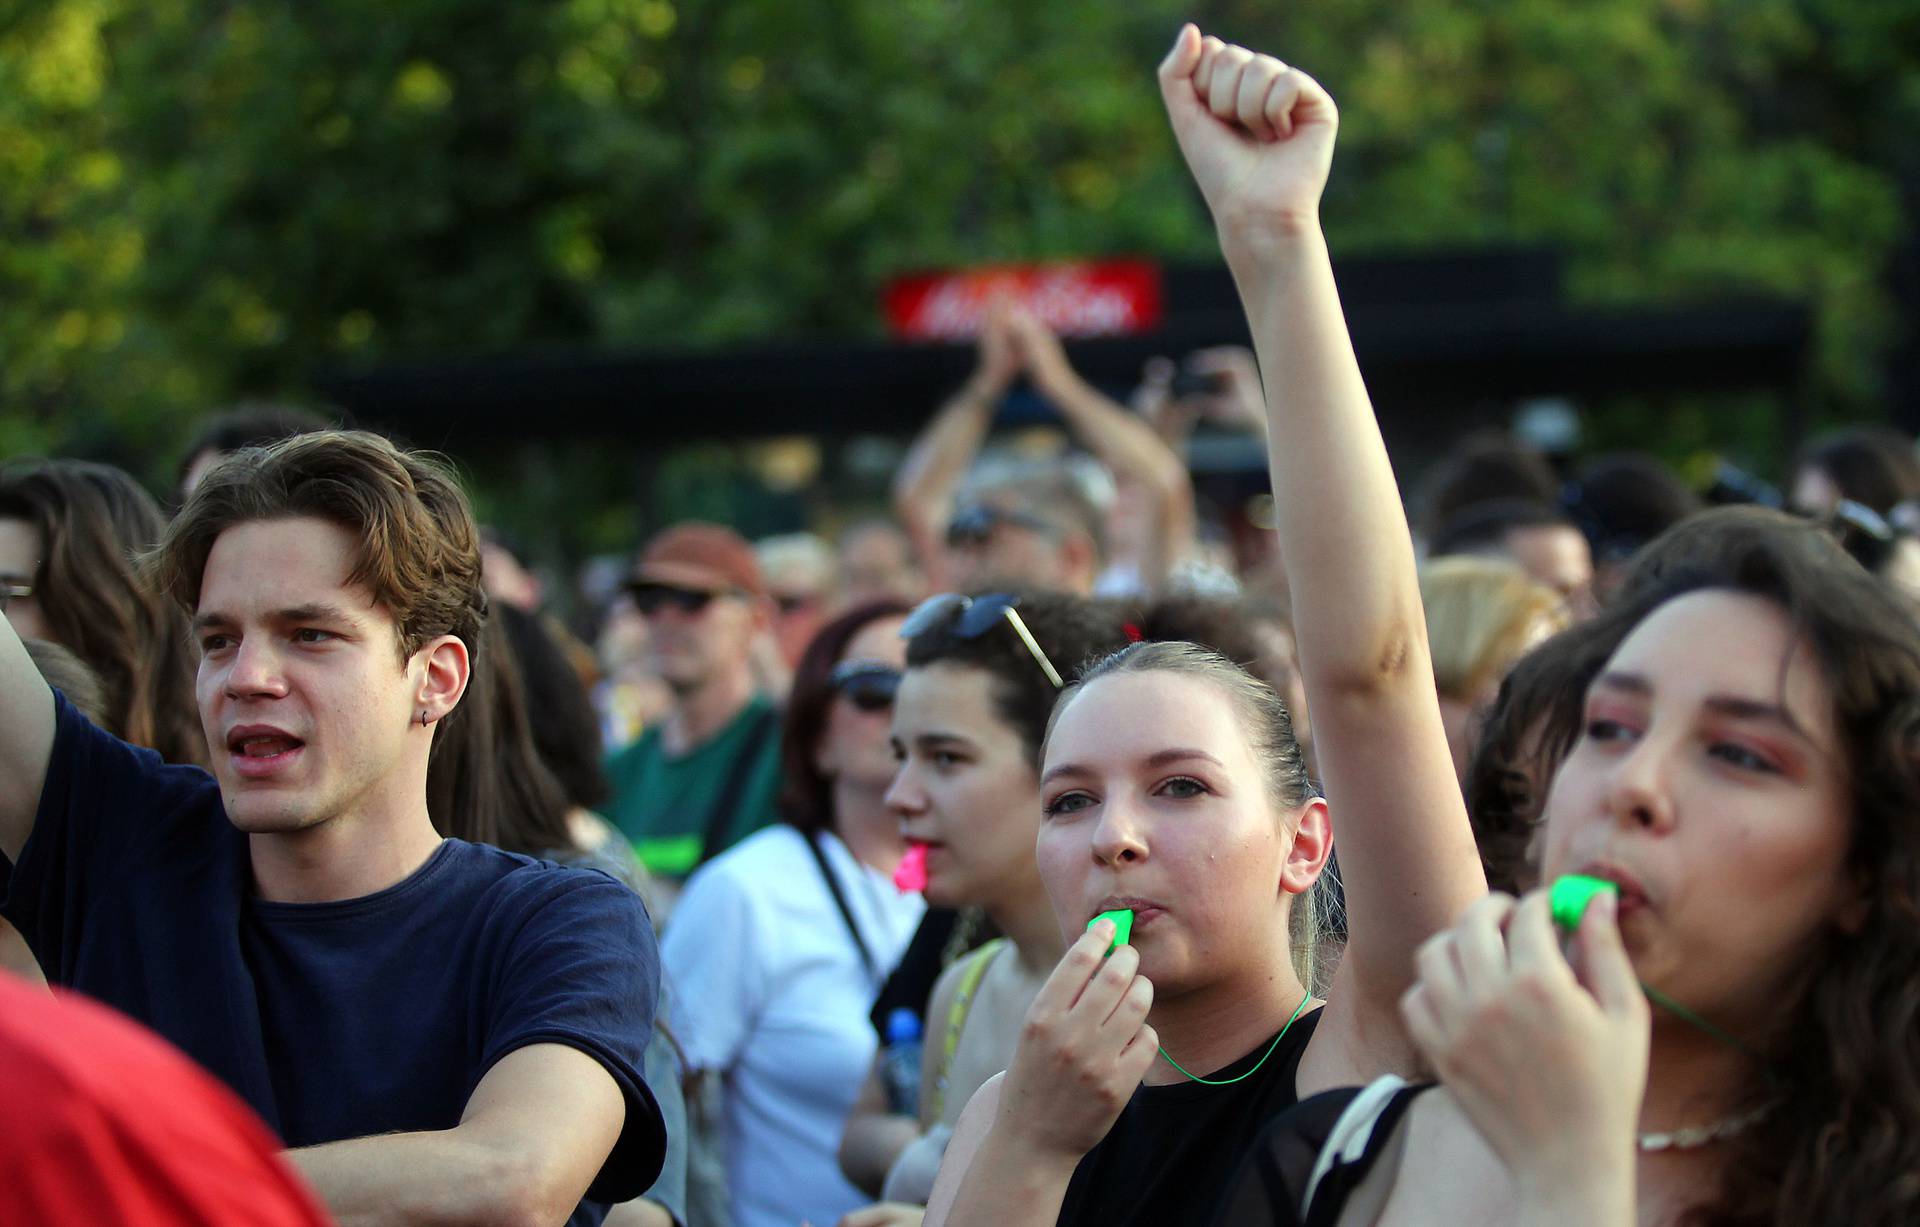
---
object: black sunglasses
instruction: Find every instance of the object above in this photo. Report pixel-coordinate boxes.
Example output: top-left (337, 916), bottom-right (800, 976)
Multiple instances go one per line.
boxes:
top-left (945, 504), bottom-right (1058, 549)
top-left (830, 660), bottom-right (902, 712)
top-left (627, 582), bottom-right (718, 616)
top-left (899, 591), bottom-right (1064, 688)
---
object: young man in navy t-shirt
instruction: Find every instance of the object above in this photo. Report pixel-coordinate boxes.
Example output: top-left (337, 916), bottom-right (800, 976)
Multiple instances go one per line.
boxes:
top-left (0, 431), bottom-right (666, 1227)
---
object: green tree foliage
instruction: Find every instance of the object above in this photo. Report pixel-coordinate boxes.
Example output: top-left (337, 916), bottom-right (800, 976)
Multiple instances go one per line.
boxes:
top-left (1, 0), bottom-right (1914, 474)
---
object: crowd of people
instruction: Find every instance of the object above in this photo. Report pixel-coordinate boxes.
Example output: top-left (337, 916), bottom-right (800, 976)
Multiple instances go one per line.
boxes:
top-left (5, 24), bottom-right (1920, 1227)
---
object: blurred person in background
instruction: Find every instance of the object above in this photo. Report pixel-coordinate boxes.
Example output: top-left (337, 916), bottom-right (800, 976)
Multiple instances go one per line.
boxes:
top-left (605, 522), bottom-right (783, 888)
top-left (595, 584), bottom-right (675, 748)
top-left (837, 518), bottom-right (924, 607)
top-left (1430, 498), bottom-right (1595, 617)
top-left (663, 600), bottom-right (923, 1227)
top-left (1418, 556), bottom-right (1568, 781)
top-left (893, 305), bottom-right (1193, 597)
top-left (758, 531), bottom-right (836, 668)
top-left (946, 468), bottom-right (1109, 596)
top-left (1790, 425), bottom-right (1920, 520)
top-left (1415, 430), bottom-right (1563, 546)
top-left (1560, 451), bottom-right (1700, 604)
top-left (495, 603), bottom-right (637, 865)
top-left (1133, 346), bottom-right (1270, 456)
top-left (480, 527), bottom-right (547, 615)
top-left (0, 459), bottom-right (205, 766)
top-left (176, 402), bottom-right (332, 502)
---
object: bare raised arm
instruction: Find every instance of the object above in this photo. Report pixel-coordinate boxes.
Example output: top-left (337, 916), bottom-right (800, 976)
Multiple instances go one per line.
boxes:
top-left (1158, 27), bottom-right (1486, 1081)
top-left (892, 308), bottom-right (1021, 592)
top-left (0, 611), bottom-right (56, 866)
top-left (286, 1042), bottom-right (627, 1227)
top-left (1008, 309), bottom-right (1198, 593)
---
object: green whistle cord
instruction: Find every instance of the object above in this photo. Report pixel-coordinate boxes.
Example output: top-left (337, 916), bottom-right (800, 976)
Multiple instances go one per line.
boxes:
top-left (1158, 990), bottom-right (1314, 1087)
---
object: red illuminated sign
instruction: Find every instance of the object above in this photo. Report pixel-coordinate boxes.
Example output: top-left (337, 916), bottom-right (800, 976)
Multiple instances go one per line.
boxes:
top-left (883, 260), bottom-right (1164, 340)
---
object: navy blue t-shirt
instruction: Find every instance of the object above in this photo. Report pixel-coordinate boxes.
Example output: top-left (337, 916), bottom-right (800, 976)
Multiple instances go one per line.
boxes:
top-left (0, 692), bottom-right (667, 1225)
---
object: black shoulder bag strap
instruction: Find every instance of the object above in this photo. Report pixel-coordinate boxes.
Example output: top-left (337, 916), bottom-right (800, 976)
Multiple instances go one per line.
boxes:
top-left (695, 704), bottom-right (781, 870)
top-left (804, 831), bottom-right (878, 980)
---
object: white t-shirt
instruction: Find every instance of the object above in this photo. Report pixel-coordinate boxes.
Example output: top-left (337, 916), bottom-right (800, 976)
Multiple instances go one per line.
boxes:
top-left (662, 824), bottom-right (924, 1227)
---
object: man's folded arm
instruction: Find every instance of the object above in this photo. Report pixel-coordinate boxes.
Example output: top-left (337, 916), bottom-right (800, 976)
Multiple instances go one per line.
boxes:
top-left (286, 1042), bottom-right (628, 1227)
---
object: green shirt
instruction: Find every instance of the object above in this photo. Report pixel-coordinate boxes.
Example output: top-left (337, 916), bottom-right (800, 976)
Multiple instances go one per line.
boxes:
top-left (603, 697), bottom-right (782, 879)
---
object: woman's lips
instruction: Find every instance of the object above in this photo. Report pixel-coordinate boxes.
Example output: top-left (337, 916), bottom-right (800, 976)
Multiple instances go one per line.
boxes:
top-left (1093, 900), bottom-right (1167, 931)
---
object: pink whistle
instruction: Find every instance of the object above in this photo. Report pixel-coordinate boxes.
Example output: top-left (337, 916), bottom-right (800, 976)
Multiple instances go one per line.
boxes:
top-left (893, 843), bottom-right (929, 894)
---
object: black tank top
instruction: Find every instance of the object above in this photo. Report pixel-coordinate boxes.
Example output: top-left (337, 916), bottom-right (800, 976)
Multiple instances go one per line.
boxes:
top-left (1214, 1077), bottom-right (1433, 1226)
top-left (1055, 1007), bottom-right (1325, 1227)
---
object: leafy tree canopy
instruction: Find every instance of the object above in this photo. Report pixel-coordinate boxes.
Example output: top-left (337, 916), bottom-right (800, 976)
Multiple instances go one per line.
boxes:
top-left (1, 0), bottom-right (1913, 480)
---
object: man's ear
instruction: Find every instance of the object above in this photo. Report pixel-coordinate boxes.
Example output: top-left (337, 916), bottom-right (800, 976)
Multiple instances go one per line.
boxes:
top-left (413, 634), bottom-right (471, 726)
top-left (1280, 796), bottom-right (1333, 897)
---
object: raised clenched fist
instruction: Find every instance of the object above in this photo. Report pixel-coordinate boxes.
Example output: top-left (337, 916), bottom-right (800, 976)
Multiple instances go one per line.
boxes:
top-left (1157, 26), bottom-right (1339, 244)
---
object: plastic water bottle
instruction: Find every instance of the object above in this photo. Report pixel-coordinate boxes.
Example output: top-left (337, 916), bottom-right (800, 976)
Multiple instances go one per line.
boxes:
top-left (880, 1008), bottom-right (923, 1116)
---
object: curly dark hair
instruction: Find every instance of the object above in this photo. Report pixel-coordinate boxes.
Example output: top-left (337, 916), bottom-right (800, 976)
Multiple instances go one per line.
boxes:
top-left (1510, 506), bottom-right (1920, 1225)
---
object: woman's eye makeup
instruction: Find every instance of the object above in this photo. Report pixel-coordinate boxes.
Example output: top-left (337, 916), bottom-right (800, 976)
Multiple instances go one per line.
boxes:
top-left (1581, 700), bottom-right (1642, 743)
top-left (1704, 729), bottom-right (1793, 776)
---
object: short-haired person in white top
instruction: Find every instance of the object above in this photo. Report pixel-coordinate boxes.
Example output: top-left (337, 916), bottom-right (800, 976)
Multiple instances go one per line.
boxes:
top-left (661, 601), bottom-right (925, 1227)
top-left (925, 28), bottom-right (1487, 1227)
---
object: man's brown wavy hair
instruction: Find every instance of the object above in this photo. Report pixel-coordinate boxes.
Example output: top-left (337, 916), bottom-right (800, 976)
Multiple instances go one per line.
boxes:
top-left (1513, 507), bottom-right (1920, 1225)
top-left (151, 430), bottom-right (487, 666)
top-left (0, 460), bottom-right (203, 765)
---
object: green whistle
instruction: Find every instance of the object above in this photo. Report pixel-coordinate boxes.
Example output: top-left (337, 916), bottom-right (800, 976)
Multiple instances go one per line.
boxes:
top-left (1550, 874), bottom-right (1618, 932)
top-left (1088, 908), bottom-right (1134, 955)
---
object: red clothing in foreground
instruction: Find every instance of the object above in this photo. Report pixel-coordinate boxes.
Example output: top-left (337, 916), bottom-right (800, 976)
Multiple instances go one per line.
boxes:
top-left (0, 972), bottom-right (333, 1227)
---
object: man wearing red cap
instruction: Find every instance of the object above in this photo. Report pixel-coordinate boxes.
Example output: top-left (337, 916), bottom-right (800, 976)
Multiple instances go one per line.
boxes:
top-left (606, 522), bottom-right (783, 886)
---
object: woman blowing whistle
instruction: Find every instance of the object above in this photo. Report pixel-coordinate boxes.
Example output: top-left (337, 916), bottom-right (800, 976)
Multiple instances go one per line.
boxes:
top-left (924, 27), bottom-right (1488, 1227)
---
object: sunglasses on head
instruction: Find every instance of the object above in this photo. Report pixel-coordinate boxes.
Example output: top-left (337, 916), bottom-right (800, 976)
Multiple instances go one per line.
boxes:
top-left (627, 582), bottom-right (720, 616)
top-left (900, 591), bottom-right (1064, 689)
top-left (945, 504), bottom-right (1058, 549)
top-left (829, 660), bottom-right (902, 712)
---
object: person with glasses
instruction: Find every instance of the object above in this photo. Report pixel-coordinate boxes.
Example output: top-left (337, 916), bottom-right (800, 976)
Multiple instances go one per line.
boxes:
top-left (0, 459), bottom-right (205, 767)
top-left (892, 303), bottom-right (1195, 600)
top-left (659, 600), bottom-right (925, 1227)
top-left (604, 522), bottom-right (786, 887)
